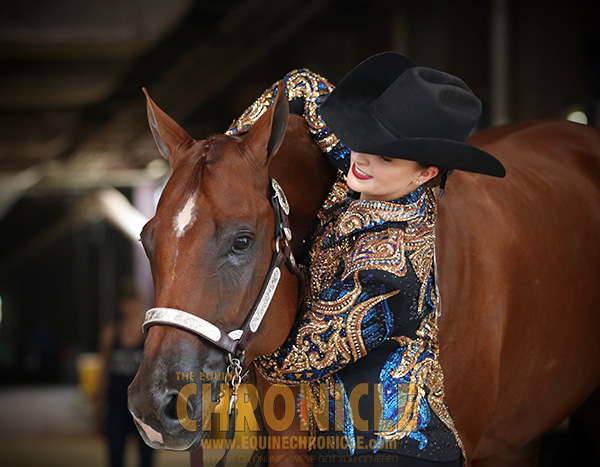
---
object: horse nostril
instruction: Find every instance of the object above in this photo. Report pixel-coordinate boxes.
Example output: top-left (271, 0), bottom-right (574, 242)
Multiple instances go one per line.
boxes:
top-left (164, 393), bottom-right (178, 423)
top-left (160, 390), bottom-right (195, 434)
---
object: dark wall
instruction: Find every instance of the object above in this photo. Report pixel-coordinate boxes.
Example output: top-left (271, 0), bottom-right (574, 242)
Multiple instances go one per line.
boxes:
top-left (0, 193), bottom-right (134, 383)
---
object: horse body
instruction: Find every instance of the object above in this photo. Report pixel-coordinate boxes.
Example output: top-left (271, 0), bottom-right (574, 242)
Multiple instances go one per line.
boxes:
top-left (439, 120), bottom-right (600, 463)
top-left (128, 87), bottom-right (600, 466)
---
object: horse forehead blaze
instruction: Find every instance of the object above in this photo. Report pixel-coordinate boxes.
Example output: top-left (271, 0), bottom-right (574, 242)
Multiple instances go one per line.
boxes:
top-left (173, 192), bottom-right (197, 237)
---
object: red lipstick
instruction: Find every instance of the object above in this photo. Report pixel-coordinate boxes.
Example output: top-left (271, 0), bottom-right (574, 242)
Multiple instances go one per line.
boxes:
top-left (352, 163), bottom-right (373, 180)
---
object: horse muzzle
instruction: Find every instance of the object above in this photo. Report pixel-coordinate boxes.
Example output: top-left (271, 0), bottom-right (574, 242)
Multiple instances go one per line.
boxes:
top-left (127, 380), bottom-right (205, 450)
top-left (127, 328), bottom-right (226, 450)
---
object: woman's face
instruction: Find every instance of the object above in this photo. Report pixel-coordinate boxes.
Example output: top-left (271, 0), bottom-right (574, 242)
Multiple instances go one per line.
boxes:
top-left (347, 151), bottom-right (439, 201)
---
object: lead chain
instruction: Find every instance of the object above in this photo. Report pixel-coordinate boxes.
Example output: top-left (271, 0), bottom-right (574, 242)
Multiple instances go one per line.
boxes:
top-left (226, 356), bottom-right (242, 415)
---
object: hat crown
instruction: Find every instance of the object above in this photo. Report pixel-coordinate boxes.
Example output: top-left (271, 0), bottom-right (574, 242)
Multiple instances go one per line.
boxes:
top-left (371, 67), bottom-right (482, 142)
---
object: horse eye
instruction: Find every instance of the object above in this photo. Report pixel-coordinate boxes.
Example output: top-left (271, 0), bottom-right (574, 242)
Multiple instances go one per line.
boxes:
top-left (232, 235), bottom-right (252, 253)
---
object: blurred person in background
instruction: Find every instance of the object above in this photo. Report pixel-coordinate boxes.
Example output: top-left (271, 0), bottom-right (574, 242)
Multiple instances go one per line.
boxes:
top-left (96, 279), bottom-right (154, 467)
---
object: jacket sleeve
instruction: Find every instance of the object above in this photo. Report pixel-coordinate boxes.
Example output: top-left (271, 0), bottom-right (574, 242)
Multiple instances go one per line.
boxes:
top-left (255, 263), bottom-right (428, 384)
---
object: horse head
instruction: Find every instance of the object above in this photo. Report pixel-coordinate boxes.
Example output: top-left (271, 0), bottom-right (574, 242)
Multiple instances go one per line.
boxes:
top-left (127, 85), bottom-right (308, 450)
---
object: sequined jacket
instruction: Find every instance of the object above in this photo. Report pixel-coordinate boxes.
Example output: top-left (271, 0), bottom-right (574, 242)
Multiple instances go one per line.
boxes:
top-left (256, 175), bottom-right (463, 462)
top-left (229, 69), bottom-right (464, 462)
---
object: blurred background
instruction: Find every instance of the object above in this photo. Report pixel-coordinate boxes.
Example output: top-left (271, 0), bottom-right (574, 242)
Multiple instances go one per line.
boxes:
top-left (0, 0), bottom-right (598, 466)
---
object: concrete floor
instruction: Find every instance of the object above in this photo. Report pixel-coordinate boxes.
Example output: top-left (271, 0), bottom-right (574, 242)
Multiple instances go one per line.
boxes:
top-left (0, 385), bottom-right (190, 467)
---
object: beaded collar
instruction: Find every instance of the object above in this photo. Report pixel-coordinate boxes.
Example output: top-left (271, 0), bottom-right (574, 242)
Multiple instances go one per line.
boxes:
top-left (317, 176), bottom-right (435, 247)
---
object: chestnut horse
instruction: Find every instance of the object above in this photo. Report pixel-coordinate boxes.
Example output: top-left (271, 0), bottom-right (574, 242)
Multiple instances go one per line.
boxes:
top-left (128, 85), bottom-right (600, 466)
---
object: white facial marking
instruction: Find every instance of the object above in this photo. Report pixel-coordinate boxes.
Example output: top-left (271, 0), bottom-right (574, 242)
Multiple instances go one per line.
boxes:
top-left (132, 413), bottom-right (164, 445)
top-left (174, 194), bottom-right (197, 237)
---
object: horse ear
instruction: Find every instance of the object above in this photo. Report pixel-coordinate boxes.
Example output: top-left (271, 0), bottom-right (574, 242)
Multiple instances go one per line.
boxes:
top-left (143, 87), bottom-right (193, 163)
top-left (243, 82), bottom-right (289, 165)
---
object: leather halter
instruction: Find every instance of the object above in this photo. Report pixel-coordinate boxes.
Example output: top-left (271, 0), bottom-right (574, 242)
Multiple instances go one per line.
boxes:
top-left (142, 178), bottom-right (296, 367)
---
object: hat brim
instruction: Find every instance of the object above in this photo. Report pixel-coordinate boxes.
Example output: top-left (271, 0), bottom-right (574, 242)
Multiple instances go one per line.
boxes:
top-left (359, 138), bottom-right (506, 178)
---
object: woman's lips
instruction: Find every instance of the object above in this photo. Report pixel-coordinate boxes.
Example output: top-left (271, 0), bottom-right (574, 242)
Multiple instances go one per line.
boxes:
top-left (352, 163), bottom-right (373, 180)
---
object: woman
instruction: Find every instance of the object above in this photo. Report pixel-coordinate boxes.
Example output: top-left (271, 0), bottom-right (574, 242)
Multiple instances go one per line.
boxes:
top-left (255, 53), bottom-right (505, 466)
top-left (96, 279), bottom-right (154, 467)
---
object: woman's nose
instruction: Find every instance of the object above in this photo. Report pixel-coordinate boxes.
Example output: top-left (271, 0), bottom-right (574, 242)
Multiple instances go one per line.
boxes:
top-left (352, 151), bottom-right (368, 165)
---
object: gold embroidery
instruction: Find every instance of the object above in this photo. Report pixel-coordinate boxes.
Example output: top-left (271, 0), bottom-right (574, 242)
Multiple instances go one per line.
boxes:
top-left (424, 324), bottom-right (466, 459)
top-left (377, 360), bottom-right (430, 439)
top-left (309, 179), bottom-right (435, 302)
top-left (255, 171), bottom-right (462, 458)
top-left (225, 69), bottom-right (340, 152)
top-left (343, 231), bottom-right (407, 280)
top-left (307, 235), bottom-right (350, 299)
top-left (278, 274), bottom-right (399, 374)
top-left (284, 71), bottom-right (339, 153)
top-left (301, 377), bottom-right (331, 431)
top-left (317, 175), bottom-right (349, 224)
top-left (335, 194), bottom-right (428, 239)
top-left (225, 84), bottom-right (275, 135)
top-left (404, 190), bottom-right (437, 283)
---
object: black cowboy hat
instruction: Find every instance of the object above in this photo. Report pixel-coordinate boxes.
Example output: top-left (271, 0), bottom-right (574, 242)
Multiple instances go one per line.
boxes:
top-left (320, 52), bottom-right (506, 177)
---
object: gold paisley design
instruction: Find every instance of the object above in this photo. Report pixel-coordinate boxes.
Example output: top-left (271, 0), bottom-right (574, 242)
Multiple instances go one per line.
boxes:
top-left (334, 193), bottom-right (428, 240)
top-left (343, 231), bottom-right (407, 281)
top-left (274, 273), bottom-right (399, 376)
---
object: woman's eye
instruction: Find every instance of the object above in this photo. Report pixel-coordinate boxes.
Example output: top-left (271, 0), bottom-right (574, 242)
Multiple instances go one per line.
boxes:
top-left (232, 235), bottom-right (252, 253)
top-left (380, 156), bottom-right (392, 162)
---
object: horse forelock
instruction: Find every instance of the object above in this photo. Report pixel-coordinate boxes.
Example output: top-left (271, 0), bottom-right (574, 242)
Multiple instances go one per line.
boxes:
top-left (176, 135), bottom-right (233, 200)
top-left (168, 139), bottom-right (215, 238)
top-left (170, 134), bottom-right (265, 237)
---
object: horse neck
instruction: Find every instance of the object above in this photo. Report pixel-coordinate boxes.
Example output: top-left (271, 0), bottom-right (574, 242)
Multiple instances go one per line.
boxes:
top-left (269, 114), bottom-right (337, 253)
top-left (244, 116), bottom-right (335, 361)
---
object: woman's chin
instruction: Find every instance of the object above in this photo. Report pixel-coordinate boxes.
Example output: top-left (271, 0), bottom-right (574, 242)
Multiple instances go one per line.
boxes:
top-left (346, 174), bottom-right (365, 192)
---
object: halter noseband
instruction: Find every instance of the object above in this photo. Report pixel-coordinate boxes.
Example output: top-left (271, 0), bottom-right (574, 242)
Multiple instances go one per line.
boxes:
top-left (141, 178), bottom-right (295, 365)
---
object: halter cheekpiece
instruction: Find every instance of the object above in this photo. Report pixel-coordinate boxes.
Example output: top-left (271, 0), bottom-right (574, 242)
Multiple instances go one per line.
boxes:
top-left (141, 178), bottom-right (295, 369)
